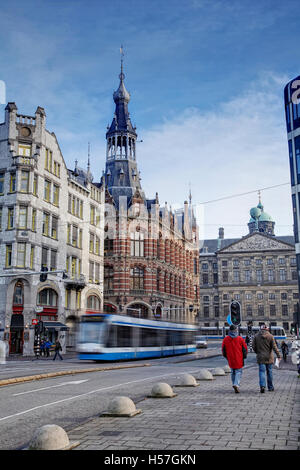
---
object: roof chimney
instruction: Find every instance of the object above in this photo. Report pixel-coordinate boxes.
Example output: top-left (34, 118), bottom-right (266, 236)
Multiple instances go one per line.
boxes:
top-left (218, 227), bottom-right (224, 239)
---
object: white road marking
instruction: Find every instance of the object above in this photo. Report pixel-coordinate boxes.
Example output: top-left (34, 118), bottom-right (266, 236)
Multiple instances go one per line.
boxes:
top-left (12, 380), bottom-right (89, 396)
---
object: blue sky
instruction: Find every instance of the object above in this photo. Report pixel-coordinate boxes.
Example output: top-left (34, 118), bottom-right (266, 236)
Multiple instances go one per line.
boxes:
top-left (0, 0), bottom-right (299, 239)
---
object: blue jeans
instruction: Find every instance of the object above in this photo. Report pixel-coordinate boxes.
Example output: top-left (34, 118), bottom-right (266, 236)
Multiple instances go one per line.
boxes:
top-left (259, 363), bottom-right (273, 390)
top-left (53, 351), bottom-right (63, 360)
top-left (231, 368), bottom-right (243, 387)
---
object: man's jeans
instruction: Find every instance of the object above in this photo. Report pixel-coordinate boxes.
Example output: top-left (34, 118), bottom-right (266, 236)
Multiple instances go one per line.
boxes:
top-left (231, 368), bottom-right (243, 387)
top-left (258, 363), bottom-right (273, 390)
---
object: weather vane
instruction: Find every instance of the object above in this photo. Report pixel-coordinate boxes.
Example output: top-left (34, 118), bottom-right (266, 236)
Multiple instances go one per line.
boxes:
top-left (120, 45), bottom-right (125, 80)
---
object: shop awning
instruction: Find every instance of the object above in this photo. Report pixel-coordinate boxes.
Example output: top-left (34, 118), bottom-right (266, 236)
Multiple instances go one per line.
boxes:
top-left (42, 321), bottom-right (69, 331)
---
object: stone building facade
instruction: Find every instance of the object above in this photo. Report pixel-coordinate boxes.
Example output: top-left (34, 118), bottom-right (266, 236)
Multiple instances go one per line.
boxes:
top-left (0, 104), bottom-right (105, 355)
top-left (103, 63), bottom-right (199, 323)
top-left (199, 200), bottom-right (298, 332)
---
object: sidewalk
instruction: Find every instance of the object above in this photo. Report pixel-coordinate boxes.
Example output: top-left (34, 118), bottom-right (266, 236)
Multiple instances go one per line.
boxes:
top-left (67, 362), bottom-right (300, 451)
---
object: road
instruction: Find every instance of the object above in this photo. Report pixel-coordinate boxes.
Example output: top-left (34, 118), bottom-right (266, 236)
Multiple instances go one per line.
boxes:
top-left (0, 343), bottom-right (262, 450)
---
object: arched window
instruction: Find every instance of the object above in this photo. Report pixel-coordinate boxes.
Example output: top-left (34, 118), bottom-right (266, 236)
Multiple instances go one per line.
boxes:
top-left (87, 295), bottom-right (101, 310)
top-left (13, 281), bottom-right (24, 305)
top-left (37, 289), bottom-right (58, 307)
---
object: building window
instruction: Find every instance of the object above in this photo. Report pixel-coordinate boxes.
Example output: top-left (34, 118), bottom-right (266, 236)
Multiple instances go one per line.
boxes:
top-left (6, 244), bottom-right (12, 267)
top-left (0, 172), bottom-right (4, 194)
top-left (19, 144), bottom-right (31, 156)
top-left (44, 180), bottom-right (51, 202)
top-left (7, 207), bottom-right (14, 229)
top-left (246, 305), bottom-right (252, 316)
top-left (53, 184), bottom-right (59, 206)
top-left (256, 270), bottom-right (263, 283)
top-left (18, 206), bottom-right (27, 229)
top-left (89, 261), bottom-right (94, 282)
top-left (72, 225), bottom-right (78, 247)
top-left (269, 293), bottom-right (276, 300)
top-left (279, 270), bottom-right (287, 281)
top-left (87, 295), bottom-right (101, 310)
top-left (89, 233), bottom-right (94, 253)
top-left (281, 293), bottom-right (287, 300)
top-left (203, 306), bottom-right (209, 318)
top-left (71, 257), bottom-right (77, 279)
top-left (16, 243), bottom-right (26, 267)
top-left (32, 209), bottom-right (36, 231)
top-left (51, 216), bottom-right (58, 240)
top-left (270, 305), bottom-right (276, 316)
top-left (202, 273), bottom-right (209, 284)
top-left (258, 305), bottom-right (264, 316)
top-left (202, 263), bottom-right (208, 270)
top-left (42, 212), bottom-right (50, 236)
top-left (244, 270), bottom-right (251, 282)
top-left (292, 270), bottom-right (298, 280)
top-left (33, 174), bottom-right (38, 196)
top-left (9, 173), bottom-right (16, 192)
top-left (233, 259), bottom-right (239, 267)
top-left (245, 293), bottom-right (252, 300)
top-left (267, 258), bottom-right (274, 265)
top-left (90, 205), bottom-right (95, 225)
top-left (233, 270), bottom-right (240, 282)
top-left (20, 171), bottom-right (29, 193)
top-left (50, 250), bottom-right (57, 271)
top-left (30, 246), bottom-right (34, 269)
top-left (41, 247), bottom-right (48, 268)
top-left (13, 281), bottom-right (23, 304)
top-left (282, 305), bottom-right (288, 316)
top-left (268, 269), bottom-right (275, 282)
top-left (130, 231), bottom-right (144, 257)
top-left (130, 266), bottom-right (144, 290)
top-left (104, 266), bottom-right (114, 290)
top-left (257, 293), bottom-right (264, 300)
top-left (222, 271), bottom-right (228, 283)
top-left (38, 288), bottom-right (58, 307)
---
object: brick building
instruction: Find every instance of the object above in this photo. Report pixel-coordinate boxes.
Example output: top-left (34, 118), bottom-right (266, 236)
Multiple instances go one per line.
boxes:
top-left (103, 62), bottom-right (199, 323)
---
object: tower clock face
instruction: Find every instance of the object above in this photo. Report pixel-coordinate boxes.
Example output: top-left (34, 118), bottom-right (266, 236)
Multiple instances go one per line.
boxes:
top-left (20, 127), bottom-right (31, 137)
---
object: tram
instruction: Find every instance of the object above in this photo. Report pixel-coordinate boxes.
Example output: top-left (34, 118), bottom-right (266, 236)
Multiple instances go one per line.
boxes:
top-left (197, 326), bottom-right (287, 340)
top-left (77, 313), bottom-right (197, 361)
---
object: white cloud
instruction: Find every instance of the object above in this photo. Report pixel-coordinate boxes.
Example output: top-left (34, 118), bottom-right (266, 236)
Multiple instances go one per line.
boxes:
top-left (138, 72), bottom-right (293, 240)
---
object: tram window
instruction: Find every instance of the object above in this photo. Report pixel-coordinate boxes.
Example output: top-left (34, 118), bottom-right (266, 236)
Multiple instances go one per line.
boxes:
top-left (117, 326), bottom-right (132, 347)
top-left (106, 325), bottom-right (117, 347)
top-left (141, 328), bottom-right (158, 347)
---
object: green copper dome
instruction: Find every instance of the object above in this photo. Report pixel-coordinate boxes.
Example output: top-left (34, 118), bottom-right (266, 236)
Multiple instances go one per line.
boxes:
top-left (250, 207), bottom-right (261, 219)
top-left (259, 211), bottom-right (273, 222)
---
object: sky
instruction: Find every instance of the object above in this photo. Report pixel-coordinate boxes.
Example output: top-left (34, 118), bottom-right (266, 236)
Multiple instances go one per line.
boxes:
top-left (0, 0), bottom-right (299, 240)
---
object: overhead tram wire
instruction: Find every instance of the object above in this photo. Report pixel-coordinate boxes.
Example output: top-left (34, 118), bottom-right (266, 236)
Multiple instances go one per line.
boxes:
top-left (197, 182), bottom-right (290, 205)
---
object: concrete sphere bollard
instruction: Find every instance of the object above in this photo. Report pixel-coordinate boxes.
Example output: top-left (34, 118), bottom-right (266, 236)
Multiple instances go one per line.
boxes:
top-left (197, 369), bottom-right (214, 380)
top-left (28, 424), bottom-right (79, 450)
top-left (211, 367), bottom-right (226, 376)
top-left (177, 373), bottom-right (199, 387)
top-left (149, 382), bottom-right (177, 398)
top-left (223, 365), bottom-right (231, 374)
top-left (103, 396), bottom-right (141, 417)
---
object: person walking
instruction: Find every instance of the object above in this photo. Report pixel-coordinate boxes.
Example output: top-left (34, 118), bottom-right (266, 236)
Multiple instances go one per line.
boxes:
top-left (44, 340), bottom-right (52, 358)
top-left (52, 339), bottom-right (63, 361)
top-left (252, 324), bottom-right (281, 393)
top-left (222, 324), bottom-right (248, 393)
top-left (280, 340), bottom-right (289, 362)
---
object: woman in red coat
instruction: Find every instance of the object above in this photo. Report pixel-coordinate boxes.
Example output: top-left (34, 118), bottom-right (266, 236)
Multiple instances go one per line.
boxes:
top-left (222, 324), bottom-right (248, 393)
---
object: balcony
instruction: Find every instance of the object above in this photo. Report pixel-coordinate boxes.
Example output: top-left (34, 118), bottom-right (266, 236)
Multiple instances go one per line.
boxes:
top-left (12, 155), bottom-right (37, 168)
top-left (64, 274), bottom-right (86, 290)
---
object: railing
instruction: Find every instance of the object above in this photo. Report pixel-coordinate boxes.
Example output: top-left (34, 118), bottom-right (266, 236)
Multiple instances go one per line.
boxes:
top-left (16, 114), bottom-right (36, 125)
top-left (12, 155), bottom-right (36, 167)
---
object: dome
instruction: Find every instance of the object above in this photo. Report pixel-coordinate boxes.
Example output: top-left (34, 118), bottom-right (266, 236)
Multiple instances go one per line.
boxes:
top-left (259, 211), bottom-right (273, 222)
top-left (249, 217), bottom-right (256, 223)
top-left (250, 207), bottom-right (261, 219)
top-left (113, 75), bottom-right (131, 103)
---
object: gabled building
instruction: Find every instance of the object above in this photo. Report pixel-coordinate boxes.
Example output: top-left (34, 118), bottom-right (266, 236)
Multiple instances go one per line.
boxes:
top-left (0, 104), bottom-right (105, 355)
top-left (103, 62), bottom-right (200, 323)
top-left (199, 199), bottom-right (297, 331)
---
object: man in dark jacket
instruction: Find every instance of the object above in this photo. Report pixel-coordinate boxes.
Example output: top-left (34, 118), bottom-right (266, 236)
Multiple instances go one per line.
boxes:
top-left (222, 325), bottom-right (248, 393)
top-left (52, 339), bottom-right (63, 361)
top-left (252, 324), bottom-right (281, 393)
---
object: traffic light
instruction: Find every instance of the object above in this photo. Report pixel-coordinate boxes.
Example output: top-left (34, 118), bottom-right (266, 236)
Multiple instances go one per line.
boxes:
top-left (230, 301), bottom-right (241, 326)
top-left (40, 265), bottom-right (48, 282)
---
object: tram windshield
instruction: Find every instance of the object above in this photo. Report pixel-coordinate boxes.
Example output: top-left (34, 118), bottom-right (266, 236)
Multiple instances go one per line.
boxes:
top-left (78, 321), bottom-right (106, 344)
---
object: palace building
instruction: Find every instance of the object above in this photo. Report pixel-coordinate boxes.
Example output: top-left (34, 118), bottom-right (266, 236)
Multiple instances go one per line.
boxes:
top-left (102, 62), bottom-right (200, 323)
top-left (199, 198), bottom-right (298, 332)
top-left (0, 104), bottom-right (105, 355)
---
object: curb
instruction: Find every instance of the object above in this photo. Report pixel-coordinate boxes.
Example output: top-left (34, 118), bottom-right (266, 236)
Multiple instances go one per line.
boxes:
top-left (0, 362), bottom-right (152, 387)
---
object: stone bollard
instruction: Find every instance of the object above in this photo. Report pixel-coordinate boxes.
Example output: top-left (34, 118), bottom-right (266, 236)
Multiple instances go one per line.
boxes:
top-left (27, 424), bottom-right (79, 450)
top-left (211, 367), bottom-right (226, 376)
top-left (101, 396), bottom-right (141, 417)
top-left (175, 373), bottom-right (199, 387)
top-left (223, 365), bottom-right (231, 374)
top-left (148, 382), bottom-right (177, 398)
top-left (197, 369), bottom-right (214, 381)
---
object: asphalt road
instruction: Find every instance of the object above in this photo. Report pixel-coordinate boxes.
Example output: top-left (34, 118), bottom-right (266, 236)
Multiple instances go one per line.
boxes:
top-left (0, 348), bottom-right (232, 450)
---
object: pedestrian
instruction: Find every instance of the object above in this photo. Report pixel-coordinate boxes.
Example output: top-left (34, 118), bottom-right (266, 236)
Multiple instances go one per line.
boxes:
top-left (252, 324), bottom-right (281, 393)
top-left (222, 324), bottom-right (248, 393)
top-left (52, 339), bottom-right (63, 361)
top-left (245, 335), bottom-right (250, 347)
top-left (44, 340), bottom-right (51, 358)
top-left (40, 339), bottom-right (45, 357)
top-left (280, 340), bottom-right (289, 362)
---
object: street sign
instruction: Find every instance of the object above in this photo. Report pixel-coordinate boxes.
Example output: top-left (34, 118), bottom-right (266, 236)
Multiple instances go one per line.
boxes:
top-left (32, 319), bottom-right (38, 325)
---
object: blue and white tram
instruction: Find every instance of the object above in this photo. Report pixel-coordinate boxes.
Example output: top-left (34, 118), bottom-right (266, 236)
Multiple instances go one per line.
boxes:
top-left (77, 314), bottom-right (197, 361)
